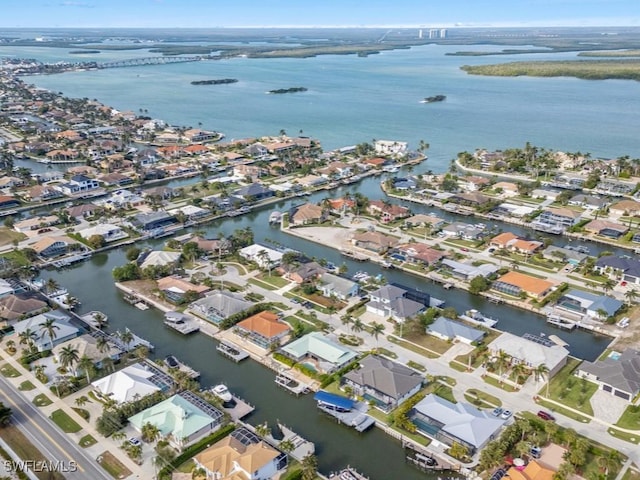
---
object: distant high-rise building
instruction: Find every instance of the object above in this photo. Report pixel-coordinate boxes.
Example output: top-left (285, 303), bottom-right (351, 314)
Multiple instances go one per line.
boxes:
top-left (418, 29), bottom-right (423, 39)
top-left (428, 29), bottom-right (438, 39)
top-left (440, 29), bottom-right (448, 39)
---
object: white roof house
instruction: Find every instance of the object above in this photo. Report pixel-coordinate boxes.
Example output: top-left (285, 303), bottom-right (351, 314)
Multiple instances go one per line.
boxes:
top-left (487, 332), bottom-right (569, 376)
top-left (77, 224), bottom-right (129, 243)
top-left (140, 250), bottom-right (182, 269)
top-left (238, 244), bottom-right (283, 268)
top-left (91, 363), bottom-right (161, 404)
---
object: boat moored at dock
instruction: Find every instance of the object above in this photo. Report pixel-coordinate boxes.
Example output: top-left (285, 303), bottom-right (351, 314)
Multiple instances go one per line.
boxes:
top-left (460, 309), bottom-right (498, 328)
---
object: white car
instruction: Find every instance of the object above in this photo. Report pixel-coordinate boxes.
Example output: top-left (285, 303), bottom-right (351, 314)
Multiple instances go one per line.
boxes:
top-left (128, 437), bottom-right (141, 447)
top-left (500, 410), bottom-right (513, 420)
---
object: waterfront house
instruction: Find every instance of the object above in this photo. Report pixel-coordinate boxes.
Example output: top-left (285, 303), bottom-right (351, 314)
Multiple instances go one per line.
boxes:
top-left (233, 183), bottom-right (274, 201)
top-left (239, 244), bottom-right (283, 269)
top-left (506, 461), bottom-right (556, 480)
top-left (168, 204), bottom-right (210, 221)
top-left (440, 259), bottom-right (498, 281)
top-left (341, 355), bottom-right (424, 412)
top-left (492, 271), bottom-right (555, 300)
top-left (98, 172), bottom-right (134, 187)
top-left (65, 203), bottom-right (100, 221)
top-left (367, 200), bottom-right (410, 223)
top-left (142, 186), bottom-right (176, 201)
top-left (279, 332), bottom-right (357, 374)
top-left (362, 157), bottom-right (388, 169)
top-left (449, 191), bottom-right (491, 207)
top-left (53, 333), bottom-right (122, 369)
top-left (489, 232), bottom-right (545, 255)
top-left (55, 174), bottom-right (100, 196)
top-left (13, 311), bottom-right (79, 352)
top-left (366, 285), bottom-right (426, 322)
top-left (193, 427), bottom-right (287, 480)
top-left (77, 224), bottom-right (129, 243)
top-left (157, 276), bottom-right (210, 304)
top-left (296, 174), bottom-right (328, 188)
top-left (280, 261), bottom-right (325, 284)
top-left (487, 332), bottom-right (569, 376)
top-left (189, 291), bottom-right (252, 325)
top-left (0, 176), bottom-right (25, 189)
top-left (24, 185), bottom-right (63, 203)
top-left (542, 245), bottom-right (588, 265)
top-left (0, 195), bottom-right (20, 209)
top-left (426, 317), bottom-right (486, 344)
top-left (577, 349), bottom-right (640, 402)
top-left (390, 243), bottom-right (446, 267)
top-left (289, 202), bottom-right (326, 226)
top-left (494, 203), bottom-right (536, 218)
top-left (0, 294), bottom-right (48, 322)
top-left (13, 215), bottom-right (59, 233)
top-left (403, 214), bottom-right (446, 230)
top-left (595, 256), bottom-right (640, 285)
top-left (352, 231), bottom-right (398, 254)
top-left (318, 272), bottom-right (359, 300)
top-left (492, 181), bottom-right (519, 197)
top-left (554, 289), bottom-right (623, 320)
top-left (132, 211), bottom-right (177, 231)
top-left (234, 311), bottom-right (291, 349)
top-left (535, 207), bottom-right (581, 229)
top-left (459, 176), bottom-right (490, 192)
top-left (441, 222), bottom-right (485, 241)
top-left (31, 236), bottom-right (79, 258)
top-left (609, 199), bottom-right (640, 217)
top-left (374, 140), bottom-right (407, 156)
top-left (129, 391), bottom-right (224, 450)
top-left (583, 219), bottom-right (629, 239)
top-left (91, 362), bottom-right (163, 404)
top-left (100, 189), bottom-right (144, 210)
top-left (139, 251), bottom-right (182, 270)
top-left (191, 236), bottom-right (231, 256)
top-left (410, 394), bottom-right (504, 454)
top-left (531, 189), bottom-right (562, 201)
top-left (489, 232), bottom-right (519, 249)
top-left (568, 194), bottom-right (608, 211)
top-left (392, 176), bottom-right (417, 190)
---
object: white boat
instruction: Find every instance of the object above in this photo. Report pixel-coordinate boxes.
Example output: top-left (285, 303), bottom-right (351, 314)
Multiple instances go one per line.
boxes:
top-left (211, 384), bottom-right (233, 402)
top-left (460, 309), bottom-right (498, 328)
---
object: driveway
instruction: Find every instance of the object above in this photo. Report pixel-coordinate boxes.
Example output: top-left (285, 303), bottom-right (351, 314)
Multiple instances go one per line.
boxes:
top-left (590, 389), bottom-right (629, 424)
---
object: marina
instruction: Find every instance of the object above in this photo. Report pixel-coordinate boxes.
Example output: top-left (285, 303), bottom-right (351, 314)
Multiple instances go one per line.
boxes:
top-left (216, 340), bottom-right (250, 362)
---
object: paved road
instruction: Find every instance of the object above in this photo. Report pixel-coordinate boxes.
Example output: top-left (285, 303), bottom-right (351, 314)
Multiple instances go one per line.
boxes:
top-left (0, 375), bottom-right (112, 480)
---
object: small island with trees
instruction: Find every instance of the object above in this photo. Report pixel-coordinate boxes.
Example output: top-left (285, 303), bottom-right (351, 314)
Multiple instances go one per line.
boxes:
top-left (267, 87), bottom-right (308, 94)
top-left (191, 78), bottom-right (238, 85)
top-left (420, 95), bottom-right (446, 104)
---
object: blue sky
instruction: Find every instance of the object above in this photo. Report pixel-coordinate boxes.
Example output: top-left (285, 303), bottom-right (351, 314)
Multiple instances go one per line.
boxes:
top-left (2, 0), bottom-right (639, 28)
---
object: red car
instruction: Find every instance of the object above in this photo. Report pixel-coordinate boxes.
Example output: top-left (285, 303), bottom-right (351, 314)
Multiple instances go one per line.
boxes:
top-left (460, 247), bottom-right (469, 252)
top-left (537, 410), bottom-right (555, 421)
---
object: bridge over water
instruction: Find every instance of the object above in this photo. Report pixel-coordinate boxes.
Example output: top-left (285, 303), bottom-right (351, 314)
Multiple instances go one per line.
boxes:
top-left (97, 55), bottom-right (204, 69)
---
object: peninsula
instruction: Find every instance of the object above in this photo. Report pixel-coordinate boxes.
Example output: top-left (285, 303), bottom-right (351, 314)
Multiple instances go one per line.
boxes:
top-left (267, 87), bottom-right (308, 94)
top-left (190, 78), bottom-right (238, 85)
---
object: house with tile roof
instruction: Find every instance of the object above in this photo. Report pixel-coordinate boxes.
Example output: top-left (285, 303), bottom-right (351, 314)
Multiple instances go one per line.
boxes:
top-left (31, 236), bottom-right (80, 258)
top-left (487, 332), bottom-right (569, 376)
top-left (352, 231), bottom-right (399, 254)
top-left (584, 219), bottom-right (629, 239)
top-left (289, 203), bottom-right (326, 226)
top-left (0, 294), bottom-right (48, 322)
top-left (492, 271), bottom-right (555, 300)
top-left (610, 199), bottom-right (640, 217)
top-left (189, 291), bottom-right (252, 325)
top-left (577, 349), bottom-right (640, 402)
top-left (91, 362), bottom-right (163, 404)
top-left (279, 332), bottom-right (357, 374)
top-left (234, 311), bottom-right (290, 349)
top-left (411, 394), bottom-right (504, 453)
top-left (506, 461), bottom-right (556, 480)
top-left (390, 243), bottom-right (446, 267)
top-left (53, 333), bottom-right (123, 368)
top-left (341, 355), bottom-right (424, 412)
top-left (193, 427), bottom-right (287, 480)
top-left (129, 391), bottom-right (224, 449)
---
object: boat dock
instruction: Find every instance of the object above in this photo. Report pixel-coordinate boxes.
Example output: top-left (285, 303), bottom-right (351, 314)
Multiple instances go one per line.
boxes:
top-left (219, 394), bottom-right (255, 421)
top-left (340, 250), bottom-right (368, 261)
top-left (110, 328), bottom-right (154, 352)
top-left (404, 441), bottom-right (457, 473)
top-left (314, 391), bottom-right (375, 433)
top-left (329, 467), bottom-right (370, 480)
top-left (164, 311), bottom-right (200, 335)
top-left (165, 355), bottom-right (200, 379)
top-left (269, 423), bottom-right (315, 462)
top-left (216, 340), bottom-right (250, 362)
top-left (275, 371), bottom-right (311, 396)
top-left (80, 311), bottom-right (108, 329)
top-left (546, 314), bottom-right (577, 330)
top-left (460, 309), bottom-right (499, 328)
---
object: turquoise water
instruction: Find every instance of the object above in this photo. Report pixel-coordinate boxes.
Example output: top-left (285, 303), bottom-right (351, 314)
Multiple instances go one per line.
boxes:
top-left (8, 43), bottom-right (640, 173)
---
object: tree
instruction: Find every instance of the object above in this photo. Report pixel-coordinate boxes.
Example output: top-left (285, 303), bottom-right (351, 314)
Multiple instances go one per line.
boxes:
top-left (255, 422), bottom-right (270, 438)
top-left (469, 275), bottom-right (490, 294)
top-left (118, 330), bottom-right (134, 351)
top-left (75, 396), bottom-right (87, 407)
top-left (370, 322), bottom-right (385, 345)
top-left (511, 362), bottom-right (529, 385)
top-left (141, 422), bottom-right (161, 443)
top-left (351, 318), bottom-right (364, 334)
top-left (87, 234), bottom-right (106, 249)
top-left (18, 328), bottom-right (37, 351)
top-left (77, 355), bottom-right (95, 384)
top-left (448, 441), bottom-right (468, 460)
top-left (495, 350), bottom-right (510, 379)
top-left (535, 363), bottom-right (550, 397)
top-left (301, 454), bottom-right (318, 480)
top-left (0, 402), bottom-right (12, 427)
top-left (39, 318), bottom-right (60, 344)
top-left (44, 278), bottom-right (60, 295)
top-left (597, 450), bottom-right (622, 476)
top-left (278, 439), bottom-right (295, 453)
top-left (125, 247), bottom-right (141, 262)
top-left (624, 288), bottom-right (638, 305)
top-left (58, 345), bottom-right (80, 376)
top-left (93, 312), bottom-right (108, 330)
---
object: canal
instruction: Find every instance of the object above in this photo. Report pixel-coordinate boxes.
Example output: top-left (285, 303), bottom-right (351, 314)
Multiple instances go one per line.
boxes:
top-left (42, 170), bottom-right (612, 478)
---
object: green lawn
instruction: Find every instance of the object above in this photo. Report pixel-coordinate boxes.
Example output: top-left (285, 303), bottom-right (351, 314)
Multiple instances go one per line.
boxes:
top-left (464, 388), bottom-right (502, 408)
top-left (403, 332), bottom-right (452, 355)
top-left (32, 394), bottom-right (52, 407)
top-left (375, 347), bottom-right (397, 359)
top-left (542, 357), bottom-right (597, 415)
top-left (18, 380), bottom-right (35, 391)
top-left (255, 273), bottom-right (289, 288)
top-left (537, 398), bottom-right (591, 423)
top-left (608, 427), bottom-right (640, 445)
top-left (616, 405), bottom-right (640, 431)
top-left (0, 228), bottom-right (27, 247)
top-left (387, 335), bottom-right (438, 359)
top-left (483, 374), bottom-right (519, 392)
top-left (97, 451), bottom-right (133, 479)
top-left (622, 468), bottom-right (640, 480)
top-left (79, 434), bottom-right (97, 448)
top-left (0, 363), bottom-right (21, 378)
top-left (50, 409), bottom-right (82, 433)
top-left (367, 407), bottom-right (432, 447)
top-left (407, 360), bottom-right (426, 372)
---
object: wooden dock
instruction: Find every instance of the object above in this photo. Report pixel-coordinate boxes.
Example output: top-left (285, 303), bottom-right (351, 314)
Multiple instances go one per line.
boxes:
top-left (164, 312), bottom-right (200, 334)
top-left (546, 314), bottom-right (577, 330)
top-left (216, 340), bottom-right (250, 362)
top-left (403, 441), bottom-right (457, 473)
top-left (219, 394), bottom-right (255, 421)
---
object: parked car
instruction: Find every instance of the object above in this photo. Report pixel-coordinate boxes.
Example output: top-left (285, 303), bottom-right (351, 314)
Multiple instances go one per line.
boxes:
top-left (537, 410), bottom-right (555, 421)
top-left (490, 468), bottom-right (507, 480)
top-left (128, 437), bottom-right (141, 447)
top-left (488, 247), bottom-right (496, 253)
top-left (500, 410), bottom-right (513, 420)
top-left (290, 298), bottom-right (300, 304)
top-left (492, 407), bottom-right (503, 417)
top-left (164, 355), bottom-right (179, 369)
top-left (530, 446), bottom-right (542, 459)
top-left (460, 247), bottom-right (469, 252)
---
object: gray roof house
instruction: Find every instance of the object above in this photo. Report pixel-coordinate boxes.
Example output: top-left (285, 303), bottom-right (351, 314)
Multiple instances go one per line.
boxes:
top-left (341, 355), bottom-right (424, 412)
top-left (542, 245), bottom-right (588, 265)
top-left (595, 256), bottom-right (640, 285)
top-left (577, 349), bottom-right (640, 402)
top-left (366, 284), bottom-right (426, 322)
top-left (555, 289), bottom-right (623, 320)
top-left (411, 394), bottom-right (504, 453)
top-left (13, 311), bottom-right (80, 352)
top-left (318, 272), bottom-right (359, 300)
top-left (440, 259), bottom-right (499, 281)
top-left (427, 317), bottom-right (486, 345)
top-left (189, 291), bottom-right (252, 325)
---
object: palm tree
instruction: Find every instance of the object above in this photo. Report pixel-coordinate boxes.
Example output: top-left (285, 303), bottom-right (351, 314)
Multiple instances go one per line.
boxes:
top-left (624, 288), bottom-right (638, 305)
top-left (511, 363), bottom-right (529, 385)
top-left (141, 422), bottom-right (161, 443)
top-left (370, 322), bottom-right (385, 345)
top-left (351, 318), bottom-right (364, 334)
top-left (535, 363), bottom-right (550, 397)
top-left (278, 439), bottom-right (295, 453)
top-left (301, 454), bottom-right (318, 480)
top-left (44, 278), bottom-right (60, 295)
top-left (58, 345), bottom-right (80, 376)
top-left (92, 312), bottom-right (108, 330)
top-left (597, 450), bottom-right (622, 476)
top-left (340, 314), bottom-right (353, 330)
top-left (75, 396), bottom-right (87, 407)
top-left (255, 421), bottom-right (270, 438)
top-left (112, 430), bottom-right (127, 442)
top-left (495, 350), bottom-right (510, 379)
top-left (77, 355), bottom-right (95, 384)
top-left (39, 318), bottom-right (60, 345)
top-left (118, 330), bottom-right (134, 351)
top-left (18, 328), bottom-right (38, 350)
top-left (101, 356), bottom-right (115, 374)
top-left (0, 402), bottom-right (12, 427)
top-left (96, 336), bottom-right (111, 355)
